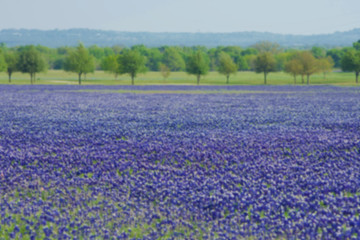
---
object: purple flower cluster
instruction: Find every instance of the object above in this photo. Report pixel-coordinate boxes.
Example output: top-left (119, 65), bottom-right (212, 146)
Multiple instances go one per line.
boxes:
top-left (1, 85), bottom-right (360, 239)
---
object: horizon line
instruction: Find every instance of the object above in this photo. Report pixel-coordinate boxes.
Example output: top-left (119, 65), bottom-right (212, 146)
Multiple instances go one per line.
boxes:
top-left (0, 27), bottom-right (359, 36)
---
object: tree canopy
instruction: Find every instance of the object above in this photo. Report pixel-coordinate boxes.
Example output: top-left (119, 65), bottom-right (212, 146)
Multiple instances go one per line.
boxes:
top-left (0, 40), bottom-right (359, 85)
top-left (284, 58), bottom-right (303, 84)
top-left (101, 55), bottom-right (119, 79)
top-left (217, 52), bottom-right (237, 84)
top-left (254, 52), bottom-right (277, 84)
top-left (4, 51), bottom-right (18, 83)
top-left (162, 47), bottom-right (186, 71)
top-left (353, 40), bottom-right (360, 51)
top-left (341, 49), bottom-right (360, 83)
top-left (17, 45), bottom-right (46, 84)
top-left (0, 51), bottom-right (7, 73)
top-left (117, 50), bottom-right (147, 85)
top-left (317, 57), bottom-right (334, 79)
top-left (297, 51), bottom-right (319, 85)
top-left (64, 43), bottom-right (95, 85)
top-left (186, 51), bottom-right (209, 85)
top-left (252, 41), bottom-right (282, 54)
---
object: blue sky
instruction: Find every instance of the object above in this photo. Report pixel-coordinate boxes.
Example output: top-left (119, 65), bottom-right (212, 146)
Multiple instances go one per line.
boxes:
top-left (1, 0), bottom-right (359, 35)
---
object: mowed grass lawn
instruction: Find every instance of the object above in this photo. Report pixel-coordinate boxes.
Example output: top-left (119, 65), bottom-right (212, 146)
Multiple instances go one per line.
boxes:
top-left (0, 70), bottom-right (358, 85)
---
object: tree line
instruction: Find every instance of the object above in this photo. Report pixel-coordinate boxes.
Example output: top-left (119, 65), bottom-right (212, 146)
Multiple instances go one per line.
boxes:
top-left (0, 40), bottom-right (359, 85)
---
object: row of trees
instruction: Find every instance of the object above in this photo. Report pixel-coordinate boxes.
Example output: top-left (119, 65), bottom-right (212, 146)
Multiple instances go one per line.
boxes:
top-left (0, 45), bottom-right (46, 84)
top-left (254, 51), bottom-right (335, 85)
top-left (0, 41), bottom-right (359, 85)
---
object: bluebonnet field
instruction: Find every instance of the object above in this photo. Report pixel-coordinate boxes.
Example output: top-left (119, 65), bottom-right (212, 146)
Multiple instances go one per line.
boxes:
top-left (1, 85), bottom-right (360, 239)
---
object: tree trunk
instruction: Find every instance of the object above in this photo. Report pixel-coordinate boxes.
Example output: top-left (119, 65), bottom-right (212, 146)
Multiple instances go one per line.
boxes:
top-left (78, 73), bottom-right (82, 85)
top-left (197, 75), bottom-right (200, 85)
top-left (226, 75), bottom-right (229, 84)
top-left (307, 74), bottom-right (310, 85)
top-left (301, 75), bottom-right (304, 84)
top-left (8, 72), bottom-right (12, 83)
top-left (30, 73), bottom-right (33, 85)
top-left (264, 72), bottom-right (267, 85)
top-left (34, 73), bottom-right (36, 83)
top-left (356, 72), bottom-right (359, 84)
top-left (131, 74), bottom-right (135, 85)
top-left (293, 75), bottom-right (296, 84)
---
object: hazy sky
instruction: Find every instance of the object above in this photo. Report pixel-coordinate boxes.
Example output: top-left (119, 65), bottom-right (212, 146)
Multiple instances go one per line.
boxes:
top-left (1, 0), bottom-right (359, 35)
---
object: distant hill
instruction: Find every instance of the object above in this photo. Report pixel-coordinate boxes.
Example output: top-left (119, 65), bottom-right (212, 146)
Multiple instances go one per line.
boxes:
top-left (0, 28), bottom-right (360, 48)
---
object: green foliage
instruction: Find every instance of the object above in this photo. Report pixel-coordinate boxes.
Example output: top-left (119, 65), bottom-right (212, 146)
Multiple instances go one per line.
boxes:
top-left (244, 55), bottom-right (257, 71)
top-left (341, 48), bottom-right (360, 83)
top-left (326, 48), bottom-right (344, 68)
top-left (353, 40), bottom-right (360, 51)
top-left (311, 46), bottom-right (326, 58)
top-left (252, 41), bottom-right (282, 54)
top-left (52, 57), bottom-right (65, 70)
top-left (160, 63), bottom-right (171, 80)
top-left (186, 51), bottom-right (209, 85)
top-left (237, 56), bottom-right (249, 70)
top-left (63, 43), bottom-right (95, 85)
top-left (2, 41), bottom-right (360, 86)
top-left (254, 52), bottom-right (277, 84)
top-left (57, 46), bottom-right (72, 55)
top-left (4, 51), bottom-right (18, 83)
top-left (207, 47), bottom-right (220, 70)
top-left (284, 58), bottom-right (303, 84)
top-left (117, 49), bottom-right (147, 85)
top-left (242, 48), bottom-right (258, 56)
top-left (275, 52), bottom-right (290, 71)
top-left (297, 51), bottom-right (320, 84)
top-left (16, 45), bottom-right (46, 84)
top-left (88, 45), bottom-right (107, 59)
top-left (0, 51), bottom-right (7, 73)
top-left (317, 56), bottom-right (334, 79)
top-left (145, 48), bottom-right (162, 71)
top-left (162, 47), bottom-right (185, 71)
top-left (217, 52), bottom-right (237, 84)
top-left (0, 69), bottom-right (359, 85)
top-left (131, 44), bottom-right (149, 56)
top-left (112, 45), bottom-right (123, 55)
top-left (101, 55), bottom-right (119, 79)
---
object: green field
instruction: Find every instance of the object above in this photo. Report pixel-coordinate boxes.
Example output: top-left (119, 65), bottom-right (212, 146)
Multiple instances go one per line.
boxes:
top-left (0, 70), bottom-right (358, 85)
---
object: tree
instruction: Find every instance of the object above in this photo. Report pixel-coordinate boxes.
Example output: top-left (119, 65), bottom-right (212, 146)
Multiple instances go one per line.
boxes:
top-left (101, 55), bottom-right (119, 79)
top-left (186, 51), bottom-right (209, 85)
top-left (297, 51), bottom-right (319, 85)
top-left (4, 51), bottom-right (17, 83)
top-left (353, 40), bottom-right (360, 51)
top-left (252, 41), bottom-right (282, 54)
top-left (275, 52), bottom-right (291, 71)
top-left (146, 48), bottom-right (162, 71)
top-left (117, 50), bottom-right (147, 85)
top-left (217, 52), bottom-right (237, 84)
top-left (254, 52), bottom-right (277, 84)
top-left (326, 48), bottom-right (344, 68)
top-left (160, 63), bottom-right (170, 80)
top-left (311, 46), bottom-right (326, 59)
top-left (237, 56), bottom-right (249, 71)
top-left (162, 47), bottom-right (185, 71)
top-left (88, 45), bottom-right (105, 59)
top-left (284, 59), bottom-right (303, 84)
top-left (17, 45), bottom-right (46, 84)
top-left (341, 49), bottom-right (360, 84)
top-left (64, 43), bottom-right (95, 85)
top-left (317, 56), bottom-right (334, 79)
top-left (0, 51), bottom-right (7, 75)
